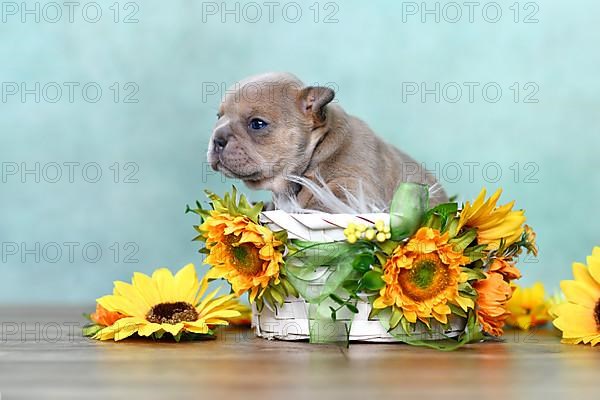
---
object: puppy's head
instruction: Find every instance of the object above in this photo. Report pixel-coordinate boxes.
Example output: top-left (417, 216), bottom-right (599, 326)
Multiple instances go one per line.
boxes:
top-left (207, 72), bottom-right (335, 193)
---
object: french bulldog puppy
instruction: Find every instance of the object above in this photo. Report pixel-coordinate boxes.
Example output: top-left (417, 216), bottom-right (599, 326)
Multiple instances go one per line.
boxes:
top-left (207, 72), bottom-right (446, 213)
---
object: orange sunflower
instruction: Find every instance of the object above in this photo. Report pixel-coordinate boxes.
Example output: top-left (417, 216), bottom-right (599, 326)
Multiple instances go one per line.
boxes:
top-left (373, 227), bottom-right (475, 325)
top-left (489, 256), bottom-right (522, 280)
top-left (473, 272), bottom-right (513, 336)
top-left (200, 210), bottom-right (284, 302)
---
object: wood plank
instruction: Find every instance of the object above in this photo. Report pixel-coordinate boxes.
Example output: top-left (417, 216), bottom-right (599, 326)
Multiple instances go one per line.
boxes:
top-left (1, 306), bottom-right (599, 399)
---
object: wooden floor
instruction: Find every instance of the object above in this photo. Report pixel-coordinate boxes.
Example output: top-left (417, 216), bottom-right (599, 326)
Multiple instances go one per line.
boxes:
top-left (0, 307), bottom-right (599, 400)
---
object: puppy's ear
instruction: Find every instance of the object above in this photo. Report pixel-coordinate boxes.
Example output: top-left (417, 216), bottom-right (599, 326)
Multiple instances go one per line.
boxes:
top-left (297, 86), bottom-right (335, 127)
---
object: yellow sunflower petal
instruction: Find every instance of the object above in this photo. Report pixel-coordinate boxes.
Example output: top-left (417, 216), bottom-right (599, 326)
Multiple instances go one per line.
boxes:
top-left (174, 263), bottom-right (200, 304)
top-left (97, 294), bottom-right (141, 317)
top-left (572, 263), bottom-right (600, 295)
top-left (587, 252), bottom-right (600, 285)
top-left (195, 276), bottom-right (209, 304)
top-left (404, 310), bottom-right (417, 323)
top-left (184, 320), bottom-right (210, 334)
top-left (455, 295), bottom-right (475, 312)
top-left (137, 323), bottom-right (163, 337)
top-left (160, 323), bottom-right (185, 337)
top-left (199, 294), bottom-right (238, 316)
top-left (197, 287), bottom-right (221, 311)
top-left (152, 268), bottom-right (177, 303)
top-left (201, 309), bottom-right (241, 321)
top-left (553, 304), bottom-right (599, 337)
top-left (560, 280), bottom-right (597, 309)
top-left (373, 296), bottom-right (388, 309)
top-left (113, 281), bottom-right (151, 315)
top-left (433, 303), bottom-right (451, 315)
top-left (132, 272), bottom-right (161, 306)
top-left (590, 335), bottom-right (600, 346)
top-left (433, 312), bottom-right (448, 325)
top-left (202, 319), bottom-right (230, 326)
top-left (104, 317), bottom-right (145, 341)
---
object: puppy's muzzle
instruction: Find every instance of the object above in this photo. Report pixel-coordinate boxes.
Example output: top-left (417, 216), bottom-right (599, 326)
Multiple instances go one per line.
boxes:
top-left (212, 134), bottom-right (228, 153)
top-left (209, 124), bottom-right (231, 169)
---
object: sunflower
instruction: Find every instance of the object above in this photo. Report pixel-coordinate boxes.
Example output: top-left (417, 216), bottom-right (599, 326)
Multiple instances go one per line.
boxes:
top-left (523, 224), bottom-right (538, 257)
top-left (489, 256), bottom-right (522, 280)
top-left (92, 264), bottom-right (241, 341)
top-left (200, 210), bottom-right (284, 302)
top-left (373, 227), bottom-right (474, 325)
top-left (473, 272), bottom-right (513, 336)
top-left (552, 247), bottom-right (600, 346)
top-left (457, 188), bottom-right (526, 250)
top-left (506, 282), bottom-right (551, 330)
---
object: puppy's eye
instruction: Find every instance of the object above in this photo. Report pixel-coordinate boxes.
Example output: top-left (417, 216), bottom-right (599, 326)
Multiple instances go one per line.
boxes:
top-left (248, 118), bottom-right (269, 130)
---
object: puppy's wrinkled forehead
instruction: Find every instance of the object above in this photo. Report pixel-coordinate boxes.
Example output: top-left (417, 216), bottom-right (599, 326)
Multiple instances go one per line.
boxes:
top-left (220, 73), bottom-right (303, 117)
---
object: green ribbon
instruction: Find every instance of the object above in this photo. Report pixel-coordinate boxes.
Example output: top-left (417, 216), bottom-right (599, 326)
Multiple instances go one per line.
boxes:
top-left (285, 241), bottom-right (366, 344)
top-left (283, 183), bottom-right (430, 344)
top-left (389, 182), bottom-right (430, 240)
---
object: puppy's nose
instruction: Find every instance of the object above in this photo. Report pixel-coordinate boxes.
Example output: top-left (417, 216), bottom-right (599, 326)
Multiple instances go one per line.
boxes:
top-left (213, 135), bottom-right (228, 152)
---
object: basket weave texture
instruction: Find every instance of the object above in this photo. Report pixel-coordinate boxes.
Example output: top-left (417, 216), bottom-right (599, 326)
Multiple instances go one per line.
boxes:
top-left (254, 211), bottom-right (467, 342)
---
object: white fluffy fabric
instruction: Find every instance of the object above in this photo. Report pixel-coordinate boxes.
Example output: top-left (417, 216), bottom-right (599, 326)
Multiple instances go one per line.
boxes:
top-left (274, 174), bottom-right (438, 214)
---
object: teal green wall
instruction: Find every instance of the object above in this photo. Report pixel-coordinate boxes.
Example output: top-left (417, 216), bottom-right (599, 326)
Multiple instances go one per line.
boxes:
top-left (1, 0), bottom-right (598, 303)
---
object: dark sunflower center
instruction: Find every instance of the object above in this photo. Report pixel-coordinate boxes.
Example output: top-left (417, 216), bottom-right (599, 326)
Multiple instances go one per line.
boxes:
top-left (224, 234), bottom-right (263, 276)
top-left (146, 301), bottom-right (198, 324)
top-left (398, 253), bottom-right (451, 301)
top-left (595, 300), bottom-right (600, 328)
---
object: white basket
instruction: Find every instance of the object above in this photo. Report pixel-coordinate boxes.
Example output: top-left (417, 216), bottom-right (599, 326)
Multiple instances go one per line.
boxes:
top-left (254, 211), bottom-right (467, 343)
top-left (252, 297), bottom-right (466, 342)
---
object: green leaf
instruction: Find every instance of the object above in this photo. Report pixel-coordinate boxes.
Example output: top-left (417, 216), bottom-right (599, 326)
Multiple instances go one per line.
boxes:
top-left (262, 291), bottom-right (276, 309)
top-left (459, 282), bottom-right (477, 297)
top-left (81, 312), bottom-right (93, 322)
top-left (274, 229), bottom-right (288, 243)
top-left (445, 217), bottom-right (460, 238)
top-left (423, 202), bottom-right (458, 231)
top-left (426, 215), bottom-right (443, 230)
top-left (254, 297), bottom-right (264, 313)
top-left (281, 278), bottom-right (299, 298)
top-left (376, 240), bottom-right (400, 255)
top-left (329, 293), bottom-right (345, 305)
top-left (448, 303), bottom-right (468, 318)
top-left (360, 270), bottom-right (386, 291)
top-left (368, 306), bottom-right (382, 320)
top-left (346, 303), bottom-right (359, 313)
top-left (374, 251), bottom-right (389, 267)
top-left (352, 253), bottom-right (375, 273)
top-left (195, 186), bottom-right (265, 222)
top-left (460, 267), bottom-right (486, 281)
top-left (329, 307), bottom-right (337, 322)
top-left (342, 279), bottom-right (360, 292)
top-left (389, 308), bottom-right (403, 330)
top-left (449, 229), bottom-right (477, 252)
top-left (173, 332), bottom-right (183, 342)
top-left (270, 287), bottom-right (285, 305)
top-left (400, 315), bottom-right (412, 335)
top-left (428, 202), bottom-right (459, 217)
top-left (464, 244), bottom-right (487, 262)
top-left (82, 323), bottom-right (103, 337)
